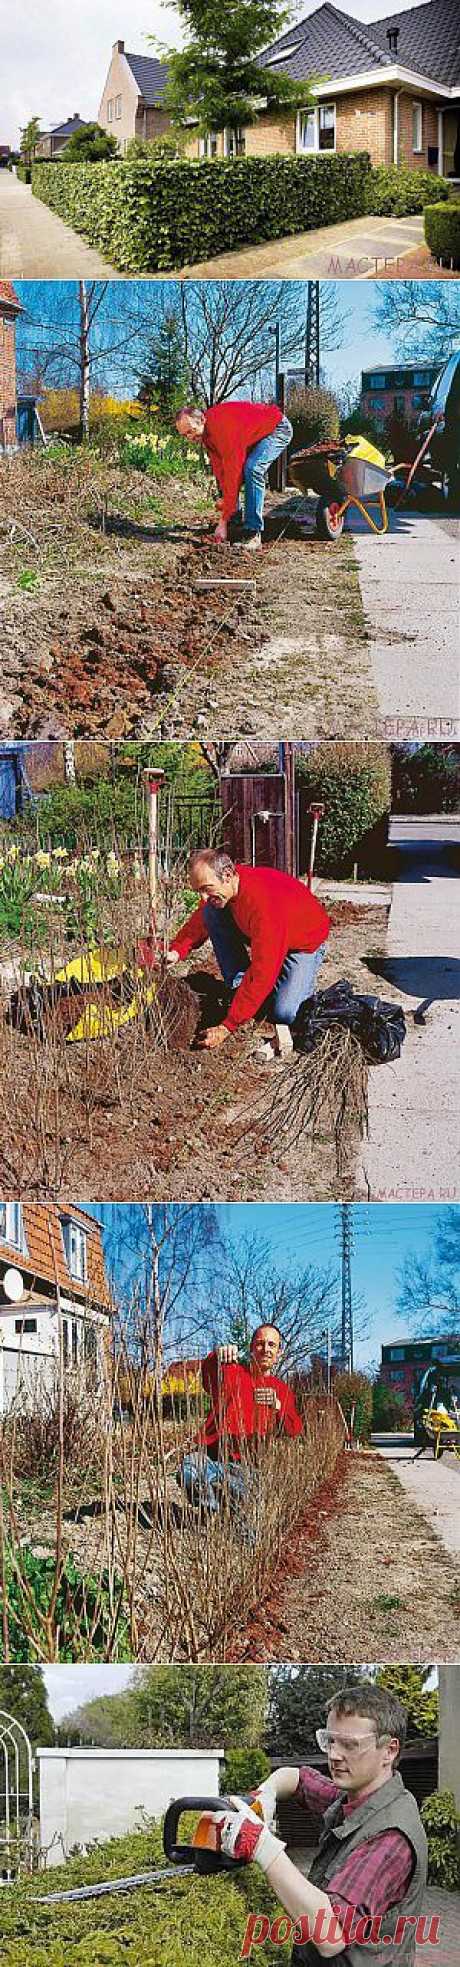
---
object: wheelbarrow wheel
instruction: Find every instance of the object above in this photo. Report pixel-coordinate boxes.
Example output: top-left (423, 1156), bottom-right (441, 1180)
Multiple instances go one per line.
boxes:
top-left (315, 497), bottom-right (345, 542)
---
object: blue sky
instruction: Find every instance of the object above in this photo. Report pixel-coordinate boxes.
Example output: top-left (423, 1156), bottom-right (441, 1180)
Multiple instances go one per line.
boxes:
top-left (15, 279), bottom-right (417, 407)
top-left (83, 1202), bottom-right (449, 1372)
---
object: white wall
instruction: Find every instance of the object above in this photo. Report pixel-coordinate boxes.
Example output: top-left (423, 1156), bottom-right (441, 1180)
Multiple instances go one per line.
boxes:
top-left (37, 1747), bottom-right (224, 1867)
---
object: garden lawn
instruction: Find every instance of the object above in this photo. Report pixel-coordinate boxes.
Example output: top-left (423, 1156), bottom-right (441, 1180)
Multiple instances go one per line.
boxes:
top-left (0, 1822), bottom-right (285, 1967)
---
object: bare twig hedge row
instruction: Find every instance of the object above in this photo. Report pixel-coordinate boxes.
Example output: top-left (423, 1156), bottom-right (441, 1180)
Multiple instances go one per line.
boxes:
top-left (31, 153), bottom-right (372, 271)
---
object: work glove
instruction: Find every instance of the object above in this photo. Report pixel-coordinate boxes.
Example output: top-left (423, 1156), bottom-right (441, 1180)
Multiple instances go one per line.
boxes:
top-left (251, 1773), bottom-right (278, 1828)
top-left (217, 1796), bottom-right (285, 1872)
top-left (215, 1345), bottom-right (239, 1365)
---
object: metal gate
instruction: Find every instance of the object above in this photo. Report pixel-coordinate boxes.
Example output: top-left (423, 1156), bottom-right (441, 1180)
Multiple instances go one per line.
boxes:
top-left (0, 1712), bottom-right (34, 1882)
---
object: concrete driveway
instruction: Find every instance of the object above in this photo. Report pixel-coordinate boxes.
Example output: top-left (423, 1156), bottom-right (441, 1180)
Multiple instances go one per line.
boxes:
top-left (360, 817), bottom-right (460, 1201)
top-left (181, 212), bottom-right (425, 279)
top-left (0, 170), bottom-right (120, 278)
top-left (349, 506), bottom-right (460, 731)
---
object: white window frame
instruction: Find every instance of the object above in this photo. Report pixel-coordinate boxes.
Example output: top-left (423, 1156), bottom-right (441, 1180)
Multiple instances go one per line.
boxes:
top-left (115, 95), bottom-right (122, 120)
top-left (412, 99), bottom-right (423, 153)
top-left (223, 126), bottom-right (246, 158)
top-left (61, 1216), bottom-right (88, 1286)
top-left (297, 102), bottom-right (336, 156)
top-left (107, 98), bottom-right (114, 124)
top-left (199, 131), bottom-right (218, 159)
top-left (0, 1201), bottom-right (27, 1254)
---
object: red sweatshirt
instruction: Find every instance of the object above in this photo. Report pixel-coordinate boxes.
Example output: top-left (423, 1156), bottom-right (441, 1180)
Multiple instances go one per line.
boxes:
top-left (197, 1352), bottom-right (303, 1460)
top-left (171, 863), bottom-right (331, 1032)
top-left (203, 401), bottom-right (283, 522)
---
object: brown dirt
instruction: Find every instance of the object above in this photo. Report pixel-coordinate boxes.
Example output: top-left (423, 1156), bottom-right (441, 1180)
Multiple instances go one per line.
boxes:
top-left (0, 918), bottom-right (388, 1202)
top-left (228, 1453), bottom-right (460, 1663)
top-left (0, 456), bottom-right (377, 738)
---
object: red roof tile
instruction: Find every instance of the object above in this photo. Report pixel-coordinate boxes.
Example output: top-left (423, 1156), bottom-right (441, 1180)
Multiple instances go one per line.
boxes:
top-left (0, 1204), bottom-right (111, 1310)
top-left (0, 282), bottom-right (22, 313)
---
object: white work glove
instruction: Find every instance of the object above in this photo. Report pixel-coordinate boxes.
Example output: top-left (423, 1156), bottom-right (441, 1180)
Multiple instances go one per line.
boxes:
top-left (218, 1796), bottom-right (285, 1873)
top-left (165, 949), bottom-right (180, 965)
top-left (215, 1344), bottom-right (239, 1364)
top-left (252, 1774), bottom-right (278, 1829)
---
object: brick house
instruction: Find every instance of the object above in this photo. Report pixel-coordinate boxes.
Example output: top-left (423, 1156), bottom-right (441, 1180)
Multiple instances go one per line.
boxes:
top-left (381, 1334), bottom-right (460, 1405)
top-left (361, 361), bottom-right (440, 428)
top-left (0, 1202), bottom-right (112, 1411)
top-left (34, 115), bottom-right (86, 160)
top-left (101, 0), bottom-right (459, 175)
top-left (98, 41), bottom-right (171, 152)
top-left (0, 281), bottom-right (21, 454)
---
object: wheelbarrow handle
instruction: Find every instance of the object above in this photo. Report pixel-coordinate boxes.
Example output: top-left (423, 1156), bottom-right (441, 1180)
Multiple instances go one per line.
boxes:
top-left (163, 1795), bottom-right (239, 1864)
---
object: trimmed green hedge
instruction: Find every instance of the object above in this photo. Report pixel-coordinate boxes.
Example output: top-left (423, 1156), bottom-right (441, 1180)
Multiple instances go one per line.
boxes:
top-left (16, 162), bottom-right (31, 183)
top-left (31, 152), bottom-right (371, 271)
top-left (425, 200), bottom-right (460, 267)
top-left (369, 165), bottom-right (450, 216)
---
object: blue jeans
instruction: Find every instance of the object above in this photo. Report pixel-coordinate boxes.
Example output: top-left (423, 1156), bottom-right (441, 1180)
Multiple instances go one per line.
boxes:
top-left (203, 901), bottom-right (326, 1024)
top-left (181, 1450), bottom-right (247, 1514)
top-left (243, 416), bottom-right (293, 534)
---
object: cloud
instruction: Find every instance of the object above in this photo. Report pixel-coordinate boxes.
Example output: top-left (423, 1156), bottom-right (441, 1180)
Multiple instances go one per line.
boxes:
top-left (1, 0), bottom-right (181, 147)
top-left (43, 1664), bottom-right (135, 1721)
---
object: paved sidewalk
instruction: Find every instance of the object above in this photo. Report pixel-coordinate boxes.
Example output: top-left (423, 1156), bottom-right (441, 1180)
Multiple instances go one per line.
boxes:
top-left (360, 819), bottom-right (460, 1200)
top-left (351, 509), bottom-right (460, 729)
top-left (181, 213), bottom-right (425, 279)
top-left (0, 171), bottom-right (120, 278)
top-left (416, 1887), bottom-right (459, 1965)
top-left (376, 1443), bottom-right (460, 1563)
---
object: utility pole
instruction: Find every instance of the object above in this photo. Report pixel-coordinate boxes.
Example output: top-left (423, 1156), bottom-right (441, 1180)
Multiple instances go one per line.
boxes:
top-left (339, 1203), bottom-right (354, 1372)
top-left (305, 282), bottom-right (321, 388)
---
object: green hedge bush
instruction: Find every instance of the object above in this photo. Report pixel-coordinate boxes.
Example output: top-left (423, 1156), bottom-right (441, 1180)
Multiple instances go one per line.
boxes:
top-left (0, 1819), bottom-right (287, 1966)
top-left (31, 152), bottom-right (371, 271)
top-left (221, 1747), bottom-right (272, 1793)
top-left (421, 1789), bottom-right (460, 1890)
top-left (424, 200), bottom-right (460, 268)
top-left (288, 385), bottom-right (340, 452)
top-left (296, 743), bottom-right (391, 879)
top-left (16, 162), bottom-right (31, 183)
top-left (369, 165), bottom-right (449, 216)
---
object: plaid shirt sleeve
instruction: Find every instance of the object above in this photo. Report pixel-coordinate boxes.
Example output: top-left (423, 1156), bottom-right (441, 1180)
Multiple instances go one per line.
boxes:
top-left (296, 1767), bottom-right (341, 1816)
top-left (328, 1832), bottom-right (415, 1919)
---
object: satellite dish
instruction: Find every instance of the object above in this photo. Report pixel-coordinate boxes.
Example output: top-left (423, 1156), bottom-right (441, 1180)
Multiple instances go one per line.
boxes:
top-left (3, 1268), bottom-right (24, 1303)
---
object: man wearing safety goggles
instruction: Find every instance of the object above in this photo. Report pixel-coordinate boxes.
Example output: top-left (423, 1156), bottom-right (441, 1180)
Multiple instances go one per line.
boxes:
top-left (214, 1683), bottom-right (428, 1964)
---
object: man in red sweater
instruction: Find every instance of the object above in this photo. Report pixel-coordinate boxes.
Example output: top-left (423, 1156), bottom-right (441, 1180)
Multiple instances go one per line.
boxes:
top-left (175, 400), bottom-right (293, 550)
top-left (181, 1322), bottom-right (303, 1520)
top-left (167, 848), bottom-right (331, 1053)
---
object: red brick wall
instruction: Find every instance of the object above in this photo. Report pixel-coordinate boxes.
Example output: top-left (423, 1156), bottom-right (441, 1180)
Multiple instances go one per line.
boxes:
top-left (0, 311), bottom-right (17, 450)
top-left (336, 88), bottom-right (392, 165)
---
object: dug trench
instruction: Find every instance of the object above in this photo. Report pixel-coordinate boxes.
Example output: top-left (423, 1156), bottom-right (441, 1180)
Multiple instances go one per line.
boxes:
top-left (0, 915), bottom-right (408, 1203)
top-left (0, 480), bottom-right (377, 738)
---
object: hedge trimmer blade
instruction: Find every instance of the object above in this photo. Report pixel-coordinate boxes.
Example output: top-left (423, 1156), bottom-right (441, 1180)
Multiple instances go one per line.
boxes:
top-left (34, 1863), bottom-right (195, 1906)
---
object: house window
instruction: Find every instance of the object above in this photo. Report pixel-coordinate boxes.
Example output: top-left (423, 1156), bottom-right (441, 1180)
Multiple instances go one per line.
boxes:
top-left (61, 1216), bottom-right (88, 1284)
top-left (200, 132), bottom-right (218, 159)
top-left (412, 101), bottom-right (423, 152)
top-left (107, 98), bottom-right (114, 124)
top-left (15, 1317), bottom-right (37, 1335)
top-left (297, 104), bottom-right (336, 155)
top-left (0, 1201), bottom-right (26, 1253)
top-left (115, 95), bottom-right (122, 120)
top-left (388, 1345), bottom-right (405, 1360)
top-left (224, 127), bottom-right (246, 158)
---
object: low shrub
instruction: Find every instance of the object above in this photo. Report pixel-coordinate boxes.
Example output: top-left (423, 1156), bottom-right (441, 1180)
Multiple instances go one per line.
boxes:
top-left (0, 1547), bottom-right (131, 1662)
top-left (0, 1820), bottom-right (288, 1967)
top-left (424, 200), bottom-right (460, 268)
top-left (16, 162), bottom-right (31, 184)
top-left (119, 430), bottom-right (206, 477)
top-left (369, 165), bottom-right (449, 216)
top-left (421, 1789), bottom-right (460, 1890)
top-left (296, 742), bottom-right (391, 879)
top-left (333, 1371), bottom-right (373, 1443)
top-left (288, 385), bottom-right (340, 452)
top-left (31, 152), bottom-right (371, 272)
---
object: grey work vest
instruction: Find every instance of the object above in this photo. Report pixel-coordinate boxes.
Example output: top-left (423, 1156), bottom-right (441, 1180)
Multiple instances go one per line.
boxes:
top-left (291, 1771), bottom-right (428, 1967)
